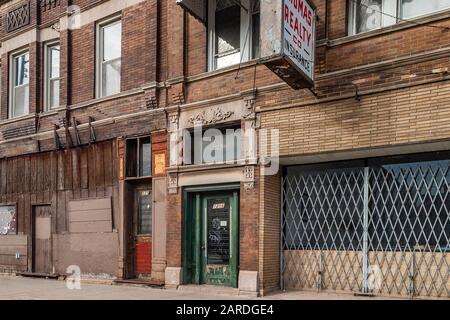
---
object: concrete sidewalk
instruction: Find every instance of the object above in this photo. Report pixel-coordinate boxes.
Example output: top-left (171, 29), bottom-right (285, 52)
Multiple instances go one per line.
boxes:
top-left (0, 276), bottom-right (400, 300)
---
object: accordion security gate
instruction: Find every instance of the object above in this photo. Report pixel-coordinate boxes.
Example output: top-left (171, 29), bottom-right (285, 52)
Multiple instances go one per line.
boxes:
top-left (281, 160), bottom-right (450, 298)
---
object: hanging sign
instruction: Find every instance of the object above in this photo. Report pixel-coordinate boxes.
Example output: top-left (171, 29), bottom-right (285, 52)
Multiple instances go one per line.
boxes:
top-left (260, 0), bottom-right (316, 89)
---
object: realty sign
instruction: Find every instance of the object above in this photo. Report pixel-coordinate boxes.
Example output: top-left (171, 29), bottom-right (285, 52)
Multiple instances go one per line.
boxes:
top-left (282, 0), bottom-right (315, 83)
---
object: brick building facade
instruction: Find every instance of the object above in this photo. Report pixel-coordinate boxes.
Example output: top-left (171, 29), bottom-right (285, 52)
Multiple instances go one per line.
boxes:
top-left (0, 0), bottom-right (448, 299)
top-left (0, 0), bottom-right (168, 282)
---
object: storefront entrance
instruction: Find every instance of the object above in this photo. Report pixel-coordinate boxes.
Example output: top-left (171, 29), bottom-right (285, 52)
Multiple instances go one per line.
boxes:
top-left (282, 152), bottom-right (450, 298)
top-left (183, 186), bottom-right (239, 288)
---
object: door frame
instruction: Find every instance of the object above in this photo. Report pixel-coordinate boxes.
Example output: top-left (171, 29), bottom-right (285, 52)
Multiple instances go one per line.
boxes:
top-left (124, 180), bottom-right (152, 279)
top-left (183, 184), bottom-right (240, 288)
top-left (31, 204), bottom-right (53, 274)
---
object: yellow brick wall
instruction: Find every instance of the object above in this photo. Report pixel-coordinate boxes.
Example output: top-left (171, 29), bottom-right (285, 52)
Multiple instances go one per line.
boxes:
top-left (261, 79), bottom-right (450, 157)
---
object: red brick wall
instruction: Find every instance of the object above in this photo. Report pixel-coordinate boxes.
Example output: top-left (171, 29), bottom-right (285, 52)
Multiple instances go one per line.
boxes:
top-left (70, 22), bottom-right (95, 104)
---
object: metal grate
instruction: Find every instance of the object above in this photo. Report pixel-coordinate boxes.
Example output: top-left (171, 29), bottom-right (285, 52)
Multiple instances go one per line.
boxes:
top-left (282, 161), bottom-right (450, 298)
top-left (368, 163), bottom-right (450, 297)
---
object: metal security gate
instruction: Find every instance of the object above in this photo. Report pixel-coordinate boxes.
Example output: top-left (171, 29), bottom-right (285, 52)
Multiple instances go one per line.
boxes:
top-left (282, 157), bottom-right (450, 298)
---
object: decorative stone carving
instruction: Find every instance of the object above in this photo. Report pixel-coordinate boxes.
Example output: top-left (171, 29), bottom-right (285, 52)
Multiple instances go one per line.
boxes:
top-left (7, 2), bottom-right (30, 33)
top-left (188, 108), bottom-right (234, 126)
top-left (51, 21), bottom-right (60, 32)
top-left (243, 166), bottom-right (255, 191)
top-left (243, 166), bottom-right (255, 180)
top-left (244, 182), bottom-right (255, 191)
top-left (168, 173), bottom-right (178, 194)
top-left (242, 96), bottom-right (256, 120)
top-left (170, 114), bottom-right (179, 124)
top-left (41, 0), bottom-right (61, 12)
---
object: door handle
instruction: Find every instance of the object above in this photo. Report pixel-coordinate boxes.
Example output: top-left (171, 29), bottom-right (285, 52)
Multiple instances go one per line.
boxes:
top-left (201, 245), bottom-right (206, 251)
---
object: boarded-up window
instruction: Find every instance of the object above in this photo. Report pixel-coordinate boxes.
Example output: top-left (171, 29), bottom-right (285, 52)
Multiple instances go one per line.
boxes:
top-left (0, 206), bottom-right (17, 235)
top-left (68, 198), bottom-right (112, 234)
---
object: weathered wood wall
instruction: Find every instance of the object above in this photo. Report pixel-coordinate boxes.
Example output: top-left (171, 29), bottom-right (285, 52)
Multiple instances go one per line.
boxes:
top-left (0, 140), bottom-right (120, 275)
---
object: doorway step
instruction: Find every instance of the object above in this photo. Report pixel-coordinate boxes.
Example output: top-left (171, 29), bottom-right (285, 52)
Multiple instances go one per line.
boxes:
top-left (114, 278), bottom-right (164, 288)
top-left (177, 285), bottom-right (240, 297)
top-left (17, 272), bottom-right (61, 280)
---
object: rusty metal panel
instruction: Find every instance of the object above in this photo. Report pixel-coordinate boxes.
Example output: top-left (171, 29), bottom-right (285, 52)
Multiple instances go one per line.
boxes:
top-left (260, 0), bottom-right (283, 58)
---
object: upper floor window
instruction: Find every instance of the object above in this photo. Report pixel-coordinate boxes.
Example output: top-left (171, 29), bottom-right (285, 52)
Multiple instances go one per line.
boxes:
top-left (349, 0), bottom-right (450, 35)
top-left (45, 43), bottom-right (60, 110)
top-left (126, 136), bottom-right (152, 178)
top-left (97, 17), bottom-right (121, 98)
top-left (208, 0), bottom-right (260, 71)
top-left (10, 50), bottom-right (29, 118)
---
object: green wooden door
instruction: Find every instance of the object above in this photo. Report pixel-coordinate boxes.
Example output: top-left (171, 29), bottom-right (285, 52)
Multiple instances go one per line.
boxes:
top-left (183, 190), bottom-right (239, 288)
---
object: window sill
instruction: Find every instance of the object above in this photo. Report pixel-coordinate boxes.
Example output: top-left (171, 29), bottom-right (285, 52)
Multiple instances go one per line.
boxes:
top-left (0, 113), bottom-right (36, 125)
top-left (170, 161), bottom-right (255, 173)
top-left (70, 88), bottom-right (143, 111)
top-left (322, 10), bottom-right (450, 48)
top-left (38, 106), bottom-right (68, 118)
top-left (185, 59), bottom-right (259, 83)
top-left (124, 176), bottom-right (153, 182)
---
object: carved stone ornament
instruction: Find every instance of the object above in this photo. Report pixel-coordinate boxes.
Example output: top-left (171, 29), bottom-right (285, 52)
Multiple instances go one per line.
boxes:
top-left (168, 173), bottom-right (178, 194)
top-left (244, 182), bottom-right (255, 191)
top-left (243, 166), bottom-right (255, 180)
top-left (7, 2), bottom-right (30, 33)
top-left (170, 114), bottom-right (179, 124)
top-left (51, 21), bottom-right (60, 32)
top-left (188, 108), bottom-right (234, 126)
top-left (243, 166), bottom-right (255, 191)
top-left (242, 96), bottom-right (256, 120)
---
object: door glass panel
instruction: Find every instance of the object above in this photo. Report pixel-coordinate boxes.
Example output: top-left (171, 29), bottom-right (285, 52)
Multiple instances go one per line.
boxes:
top-left (138, 190), bottom-right (152, 235)
top-left (207, 198), bottom-right (230, 265)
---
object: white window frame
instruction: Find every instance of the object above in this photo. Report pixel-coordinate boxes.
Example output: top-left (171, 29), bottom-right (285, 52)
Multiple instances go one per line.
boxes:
top-left (208, 0), bottom-right (259, 71)
top-left (96, 15), bottom-right (122, 98)
top-left (44, 41), bottom-right (60, 111)
top-left (398, 0), bottom-right (450, 20)
top-left (9, 49), bottom-right (30, 119)
top-left (348, 0), bottom-right (450, 35)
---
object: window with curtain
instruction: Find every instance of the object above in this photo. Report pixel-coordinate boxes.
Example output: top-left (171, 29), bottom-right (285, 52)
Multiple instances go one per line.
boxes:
top-left (209, 0), bottom-right (260, 71)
